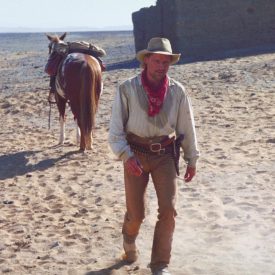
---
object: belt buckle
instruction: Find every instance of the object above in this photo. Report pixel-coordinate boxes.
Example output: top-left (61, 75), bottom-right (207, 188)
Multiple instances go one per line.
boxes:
top-left (150, 143), bottom-right (165, 155)
top-left (150, 143), bottom-right (161, 152)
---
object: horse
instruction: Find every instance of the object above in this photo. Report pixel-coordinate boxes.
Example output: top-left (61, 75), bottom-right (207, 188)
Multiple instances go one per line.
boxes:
top-left (45, 32), bottom-right (103, 151)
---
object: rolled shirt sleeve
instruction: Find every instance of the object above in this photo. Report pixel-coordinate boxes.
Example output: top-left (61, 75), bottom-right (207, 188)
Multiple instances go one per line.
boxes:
top-left (108, 84), bottom-right (134, 162)
top-left (176, 85), bottom-right (200, 167)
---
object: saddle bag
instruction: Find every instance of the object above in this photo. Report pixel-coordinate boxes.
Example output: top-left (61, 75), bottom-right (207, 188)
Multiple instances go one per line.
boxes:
top-left (67, 41), bottom-right (106, 57)
top-left (44, 52), bottom-right (64, 76)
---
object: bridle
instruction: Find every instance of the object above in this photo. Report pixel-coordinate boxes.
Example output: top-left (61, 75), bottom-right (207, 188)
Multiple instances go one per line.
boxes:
top-left (48, 41), bottom-right (54, 54)
top-left (48, 40), bottom-right (68, 57)
top-left (48, 35), bottom-right (62, 55)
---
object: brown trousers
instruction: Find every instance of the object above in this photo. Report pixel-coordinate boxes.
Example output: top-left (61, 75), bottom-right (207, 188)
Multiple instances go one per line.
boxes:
top-left (122, 151), bottom-right (178, 270)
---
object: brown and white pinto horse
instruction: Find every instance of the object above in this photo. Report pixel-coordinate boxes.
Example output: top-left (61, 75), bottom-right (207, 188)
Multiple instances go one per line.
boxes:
top-left (45, 33), bottom-right (103, 151)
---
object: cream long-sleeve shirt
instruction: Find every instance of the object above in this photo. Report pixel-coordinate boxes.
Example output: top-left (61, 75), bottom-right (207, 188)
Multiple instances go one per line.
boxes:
top-left (108, 73), bottom-right (200, 167)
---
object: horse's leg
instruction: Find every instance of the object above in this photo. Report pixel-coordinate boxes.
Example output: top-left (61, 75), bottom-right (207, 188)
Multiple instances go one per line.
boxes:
top-left (56, 94), bottom-right (66, 145)
top-left (85, 131), bottom-right (92, 150)
top-left (59, 116), bottom-right (66, 144)
top-left (75, 119), bottom-right (80, 145)
top-left (79, 127), bottom-right (85, 151)
top-left (79, 127), bottom-right (92, 151)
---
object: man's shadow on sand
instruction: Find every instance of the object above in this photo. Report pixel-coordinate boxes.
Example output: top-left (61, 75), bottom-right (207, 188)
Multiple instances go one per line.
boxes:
top-left (0, 149), bottom-right (79, 180)
top-left (85, 260), bottom-right (130, 275)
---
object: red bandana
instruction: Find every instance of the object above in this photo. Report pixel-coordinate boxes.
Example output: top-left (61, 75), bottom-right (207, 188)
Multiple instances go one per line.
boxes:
top-left (141, 69), bottom-right (169, 117)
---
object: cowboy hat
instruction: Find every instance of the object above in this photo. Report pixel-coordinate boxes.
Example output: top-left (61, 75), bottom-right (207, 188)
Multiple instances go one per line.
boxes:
top-left (136, 37), bottom-right (181, 65)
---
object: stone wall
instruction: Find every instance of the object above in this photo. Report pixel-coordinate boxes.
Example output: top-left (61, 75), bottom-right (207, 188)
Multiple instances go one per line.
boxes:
top-left (132, 0), bottom-right (275, 58)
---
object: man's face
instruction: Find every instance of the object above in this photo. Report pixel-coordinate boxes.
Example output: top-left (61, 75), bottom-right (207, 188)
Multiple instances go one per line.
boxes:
top-left (144, 53), bottom-right (171, 83)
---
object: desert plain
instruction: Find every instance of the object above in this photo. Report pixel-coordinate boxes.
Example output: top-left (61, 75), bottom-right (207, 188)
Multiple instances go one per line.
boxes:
top-left (0, 31), bottom-right (274, 275)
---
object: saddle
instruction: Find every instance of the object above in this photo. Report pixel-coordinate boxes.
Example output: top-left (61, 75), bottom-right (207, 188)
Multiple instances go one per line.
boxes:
top-left (67, 42), bottom-right (106, 71)
top-left (45, 41), bottom-right (106, 76)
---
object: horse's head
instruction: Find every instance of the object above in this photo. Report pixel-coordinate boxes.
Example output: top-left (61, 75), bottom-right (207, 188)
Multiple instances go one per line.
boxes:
top-left (45, 32), bottom-right (68, 76)
top-left (46, 32), bottom-right (67, 55)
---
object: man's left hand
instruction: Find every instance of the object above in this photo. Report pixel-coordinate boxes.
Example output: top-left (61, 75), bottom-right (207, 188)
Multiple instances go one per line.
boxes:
top-left (184, 166), bottom-right (196, 182)
top-left (125, 156), bottom-right (143, 177)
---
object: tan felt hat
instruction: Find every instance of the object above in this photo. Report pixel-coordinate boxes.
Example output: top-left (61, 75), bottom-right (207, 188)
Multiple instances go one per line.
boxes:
top-left (136, 37), bottom-right (181, 65)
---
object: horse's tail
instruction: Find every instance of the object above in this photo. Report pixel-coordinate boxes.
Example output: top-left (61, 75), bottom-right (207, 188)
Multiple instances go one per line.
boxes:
top-left (79, 57), bottom-right (102, 136)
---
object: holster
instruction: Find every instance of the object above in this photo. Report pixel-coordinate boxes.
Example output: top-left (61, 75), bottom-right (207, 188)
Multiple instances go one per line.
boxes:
top-left (173, 134), bottom-right (184, 176)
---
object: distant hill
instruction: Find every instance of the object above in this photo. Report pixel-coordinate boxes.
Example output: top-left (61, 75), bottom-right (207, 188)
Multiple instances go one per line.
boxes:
top-left (0, 25), bottom-right (132, 33)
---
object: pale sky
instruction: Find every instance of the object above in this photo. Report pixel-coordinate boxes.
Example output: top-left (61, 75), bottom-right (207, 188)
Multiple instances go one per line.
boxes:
top-left (0, 0), bottom-right (157, 31)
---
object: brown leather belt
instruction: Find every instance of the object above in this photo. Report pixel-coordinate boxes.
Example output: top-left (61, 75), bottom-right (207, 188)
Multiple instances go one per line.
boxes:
top-left (126, 133), bottom-right (185, 175)
top-left (126, 133), bottom-right (175, 155)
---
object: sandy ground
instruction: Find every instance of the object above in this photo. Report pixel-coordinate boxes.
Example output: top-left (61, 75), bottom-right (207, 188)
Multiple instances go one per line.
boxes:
top-left (0, 32), bottom-right (275, 275)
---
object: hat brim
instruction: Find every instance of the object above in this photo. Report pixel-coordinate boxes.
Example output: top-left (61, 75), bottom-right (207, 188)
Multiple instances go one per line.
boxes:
top-left (136, 49), bottom-right (181, 65)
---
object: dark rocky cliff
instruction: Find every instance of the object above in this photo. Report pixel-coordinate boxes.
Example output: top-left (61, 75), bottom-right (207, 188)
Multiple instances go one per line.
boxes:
top-left (132, 0), bottom-right (275, 59)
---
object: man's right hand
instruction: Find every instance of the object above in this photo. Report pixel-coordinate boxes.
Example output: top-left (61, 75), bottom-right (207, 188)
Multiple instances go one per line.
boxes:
top-left (125, 157), bottom-right (143, 176)
top-left (184, 166), bottom-right (196, 182)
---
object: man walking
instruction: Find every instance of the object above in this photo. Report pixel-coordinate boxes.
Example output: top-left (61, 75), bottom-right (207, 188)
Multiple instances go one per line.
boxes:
top-left (108, 37), bottom-right (200, 275)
